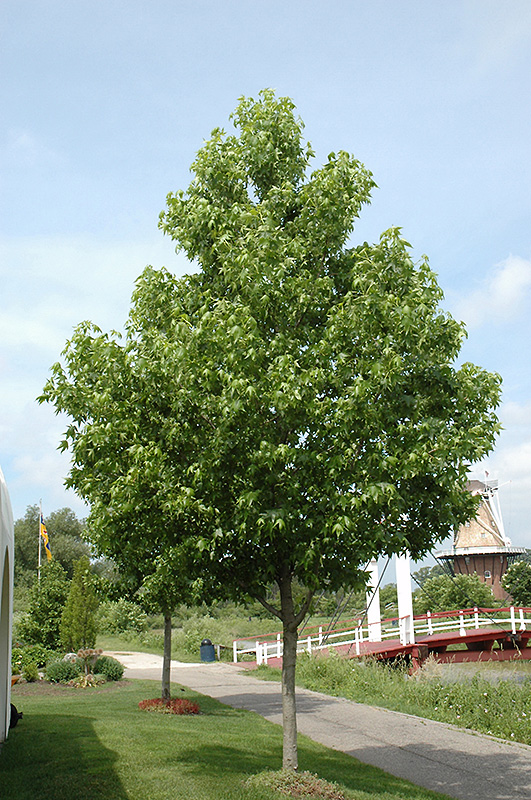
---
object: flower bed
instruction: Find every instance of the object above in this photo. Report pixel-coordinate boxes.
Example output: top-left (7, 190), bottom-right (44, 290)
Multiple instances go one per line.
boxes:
top-left (138, 697), bottom-right (200, 715)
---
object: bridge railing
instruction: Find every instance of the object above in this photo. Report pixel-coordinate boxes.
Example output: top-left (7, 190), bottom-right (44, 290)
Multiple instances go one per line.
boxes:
top-left (232, 607), bottom-right (531, 664)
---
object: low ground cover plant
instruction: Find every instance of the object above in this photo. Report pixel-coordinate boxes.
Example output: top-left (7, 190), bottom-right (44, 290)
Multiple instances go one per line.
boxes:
top-left (247, 769), bottom-right (349, 799)
top-left (138, 697), bottom-right (200, 715)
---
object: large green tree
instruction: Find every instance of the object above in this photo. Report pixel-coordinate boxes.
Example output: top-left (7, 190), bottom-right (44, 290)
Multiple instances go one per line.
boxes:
top-left (42, 91), bottom-right (501, 770)
top-left (14, 505), bottom-right (90, 586)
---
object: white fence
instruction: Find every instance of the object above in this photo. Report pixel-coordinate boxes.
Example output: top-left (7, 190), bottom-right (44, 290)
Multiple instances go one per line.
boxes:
top-left (232, 606), bottom-right (531, 665)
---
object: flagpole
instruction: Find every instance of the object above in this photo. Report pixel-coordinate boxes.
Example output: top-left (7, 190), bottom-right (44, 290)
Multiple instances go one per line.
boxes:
top-left (38, 499), bottom-right (42, 582)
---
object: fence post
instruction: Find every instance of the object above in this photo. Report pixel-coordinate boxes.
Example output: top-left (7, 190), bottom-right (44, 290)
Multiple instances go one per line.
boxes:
top-left (395, 552), bottom-right (415, 644)
top-left (263, 642), bottom-right (268, 664)
top-left (318, 626), bottom-right (323, 646)
top-left (307, 635), bottom-right (312, 654)
top-left (474, 607), bottom-right (479, 629)
top-left (256, 641), bottom-right (261, 665)
top-left (233, 641), bottom-right (238, 663)
top-left (459, 611), bottom-right (466, 636)
top-left (366, 558), bottom-right (383, 642)
top-left (519, 608), bottom-right (526, 632)
top-left (277, 633), bottom-right (282, 657)
top-left (510, 607), bottom-right (517, 635)
top-left (355, 627), bottom-right (360, 655)
top-left (427, 610), bottom-right (433, 635)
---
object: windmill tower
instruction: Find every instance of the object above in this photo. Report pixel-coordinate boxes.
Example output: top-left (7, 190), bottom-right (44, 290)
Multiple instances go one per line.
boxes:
top-left (436, 479), bottom-right (525, 600)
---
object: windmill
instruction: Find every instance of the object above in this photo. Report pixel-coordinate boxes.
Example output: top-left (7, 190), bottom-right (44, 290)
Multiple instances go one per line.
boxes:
top-left (436, 478), bottom-right (525, 600)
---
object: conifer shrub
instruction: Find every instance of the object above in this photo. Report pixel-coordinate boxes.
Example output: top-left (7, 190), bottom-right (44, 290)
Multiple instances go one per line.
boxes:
top-left (22, 661), bottom-right (39, 682)
top-left (60, 556), bottom-right (99, 651)
top-left (93, 655), bottom-right (124, 681)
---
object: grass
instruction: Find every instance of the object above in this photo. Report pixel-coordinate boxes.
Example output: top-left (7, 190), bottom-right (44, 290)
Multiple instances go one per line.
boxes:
top-left (255, 653), bottom-right (531, 746)
top-left (3, 678), bottom-right (453, 800)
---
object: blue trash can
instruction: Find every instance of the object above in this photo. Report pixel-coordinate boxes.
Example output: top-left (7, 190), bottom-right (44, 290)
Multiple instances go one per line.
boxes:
top-left (200, 638), bottom-right (215, 662)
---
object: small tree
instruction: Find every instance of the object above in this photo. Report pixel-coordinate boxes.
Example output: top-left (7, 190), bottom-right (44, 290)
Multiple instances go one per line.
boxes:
top-left (502, 561), bottom-right (531, 606)
top-left (17, 561), bottom-right (69, 649)
top-left (60, 556), bottom-right (99, 651)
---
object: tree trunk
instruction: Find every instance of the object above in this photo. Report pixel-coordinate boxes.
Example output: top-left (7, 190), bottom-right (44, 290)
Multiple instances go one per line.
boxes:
top-left (279, 574), bottom-right (299, 771)
top-left (161, 613), bottom-right (172, 701)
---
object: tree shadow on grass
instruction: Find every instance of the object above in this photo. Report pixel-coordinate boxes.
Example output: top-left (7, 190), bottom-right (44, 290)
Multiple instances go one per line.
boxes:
top-left (0, 713), bottom-right (128, 800)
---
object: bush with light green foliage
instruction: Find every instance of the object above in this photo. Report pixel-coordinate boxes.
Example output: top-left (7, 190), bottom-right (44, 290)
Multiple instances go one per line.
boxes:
top-left (22, 661), bottom-right (39, 682)
top-left (97, 598), bottom-right (148, 634)
top-left (11, 643), bottom-right (57, 671)
top-left (414, 572), bottom-right (496, 614)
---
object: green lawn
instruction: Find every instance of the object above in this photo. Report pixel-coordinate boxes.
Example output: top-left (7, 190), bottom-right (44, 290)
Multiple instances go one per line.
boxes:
top-left (3, 679), bottom-right (453, 800)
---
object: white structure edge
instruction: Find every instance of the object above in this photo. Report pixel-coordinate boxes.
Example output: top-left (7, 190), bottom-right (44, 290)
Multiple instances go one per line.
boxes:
top-left (0, 466), bottom-right (14, 742)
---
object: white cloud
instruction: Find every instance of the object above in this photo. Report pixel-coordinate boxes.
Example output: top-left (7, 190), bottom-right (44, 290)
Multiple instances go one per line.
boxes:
top-left (455, 256), bottom-right (531, 329)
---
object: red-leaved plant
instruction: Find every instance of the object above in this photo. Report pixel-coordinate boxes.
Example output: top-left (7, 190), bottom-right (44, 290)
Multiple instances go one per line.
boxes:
top-left (138, 697), bottom-right (200, 715)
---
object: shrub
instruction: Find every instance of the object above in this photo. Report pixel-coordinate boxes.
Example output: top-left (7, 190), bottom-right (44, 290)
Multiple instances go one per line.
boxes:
top-left (11, 644), bottom-right (57, 672)
top-left (97, 599), bottom-right (148, 634)
top-left (93, 655), bottom-right (124, 681)
top-left (70, 673), bottom-right (106, 688)
top-left (414, 572), bottom-right (496, 614)
top-left (23, 661), bottom-right (39, 683)
top-left (46, 659), bottom-right (82, 683)
top-left (138, 697), bottom-right (200, 715)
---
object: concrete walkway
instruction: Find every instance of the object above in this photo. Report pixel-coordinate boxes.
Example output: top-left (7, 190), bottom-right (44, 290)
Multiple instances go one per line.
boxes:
top-left (106, 652), bottom-right (531, 800)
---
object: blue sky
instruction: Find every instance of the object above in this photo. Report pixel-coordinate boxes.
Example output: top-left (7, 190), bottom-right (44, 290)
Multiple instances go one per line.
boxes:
top-left (1, 1), bottom-right (530, 555)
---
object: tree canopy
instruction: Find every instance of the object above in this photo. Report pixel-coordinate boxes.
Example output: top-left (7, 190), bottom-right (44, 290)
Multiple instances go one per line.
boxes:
top-left (414, 572), bottom-right (496, 614)
top-left (14, 505), bottom-right (90, 585)
top-left (502, 561), bottom-right (531, 606)
top-left (41, 90), bottom-right (502, 769)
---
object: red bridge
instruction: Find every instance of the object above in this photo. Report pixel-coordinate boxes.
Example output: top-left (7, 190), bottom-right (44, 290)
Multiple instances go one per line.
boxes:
top-left (233, 606), bottom-right (531, 669)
